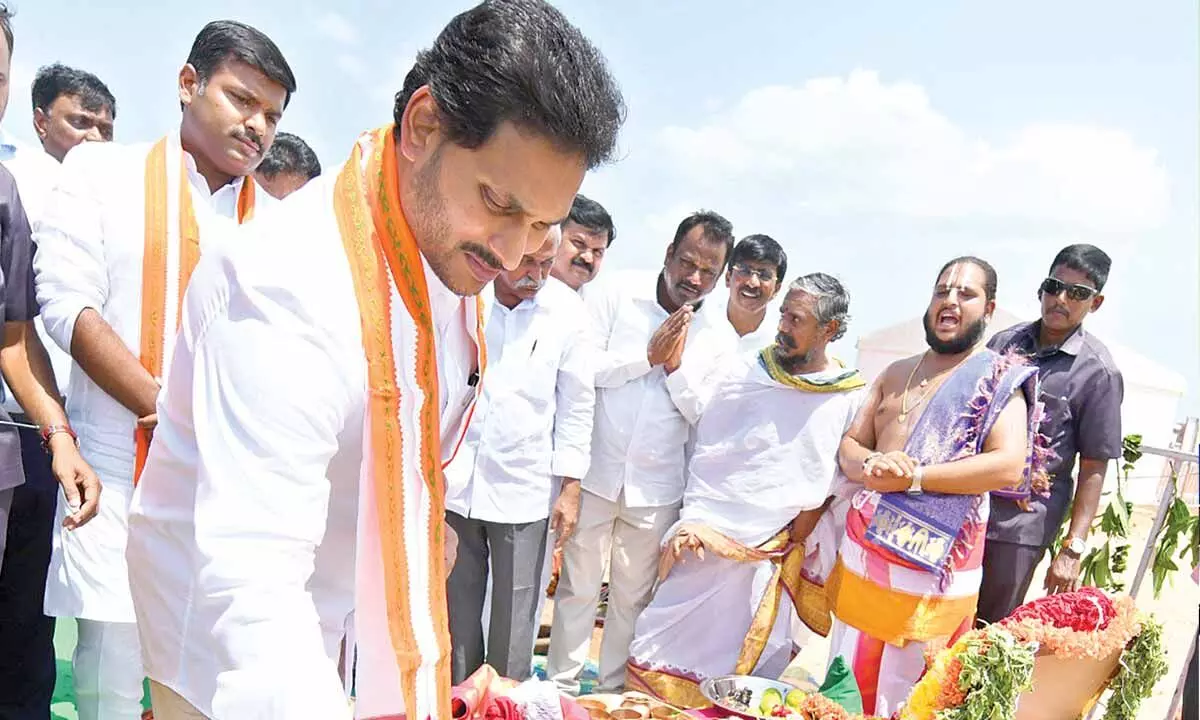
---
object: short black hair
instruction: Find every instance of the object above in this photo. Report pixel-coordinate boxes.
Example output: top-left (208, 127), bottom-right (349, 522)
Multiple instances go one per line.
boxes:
top-left (257, 131), bottom-right (321, 180)
top-left (670, 210), bottom-right (735, 269)
top-left (395, 0), bottom-right (625, 169)
top-left (32, 64), bottom-right (117, 119)
top-left (566, 194), bottom-right (615, 246)
top-left (1050, 243), bottom-right (1111, 291)
top-left (186, 20), bottom-right (297, 108)
top-left (935, 256), bottom-right (998, 302)
top-left (730, 234), bottom-right (787, 282)
top-left (788, 273), bottom-right (851, 341)
top-left (0, 3), bottom-right (13, 56)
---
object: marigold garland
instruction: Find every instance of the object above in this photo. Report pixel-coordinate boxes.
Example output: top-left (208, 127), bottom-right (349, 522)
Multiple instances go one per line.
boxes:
top-left (897, 626), bottom-right (1035, 720)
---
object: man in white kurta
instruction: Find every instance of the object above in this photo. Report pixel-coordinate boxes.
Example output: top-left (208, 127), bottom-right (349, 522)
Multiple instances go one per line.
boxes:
top-left (625, 275), bottom-right (866, 707)
top-left (716, 234), bottom-right (788, 354)
top-left (445, 228), bottom-right (595, 683)
top-left (32, 22), bottom-right (294, 718)
top-left (123, 2), bottom-right (626, 717)
top-left (547, 211), bottom-right (735, 694)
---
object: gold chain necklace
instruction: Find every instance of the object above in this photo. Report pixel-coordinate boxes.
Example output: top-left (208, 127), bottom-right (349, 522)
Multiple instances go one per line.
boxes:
top-left (898, 351), bottom-right (932, 425)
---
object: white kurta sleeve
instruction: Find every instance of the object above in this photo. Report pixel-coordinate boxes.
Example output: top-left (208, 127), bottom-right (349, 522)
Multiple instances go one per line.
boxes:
top-left (664, 333), bottom-right (735, 424)
top-left (32, 145), bottom-right (108, 354)
top-left (551, 317), bottom-right (595, 479)
top-left (582, 279), bottom-right (652, 389)
top-left (188, 288), bottom-right (354, 718)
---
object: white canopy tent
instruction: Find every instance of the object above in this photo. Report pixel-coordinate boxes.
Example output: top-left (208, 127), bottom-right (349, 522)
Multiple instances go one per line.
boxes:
top-left (852, 307), bottom-right (1188, 502)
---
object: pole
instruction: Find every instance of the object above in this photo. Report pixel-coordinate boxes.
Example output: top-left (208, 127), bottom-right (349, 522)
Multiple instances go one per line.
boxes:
top-left (1166, 631), bottom-right (1197, 720)
top-left (1129, 457), bottom-right (1179, 599)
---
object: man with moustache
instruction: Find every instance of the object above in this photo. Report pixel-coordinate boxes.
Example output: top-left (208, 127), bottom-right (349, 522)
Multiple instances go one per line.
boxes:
top-left (977, 244), bottom-right (1123, 622)
top-left (547, 210), bottom-right (734, 694)
top-left (720, 234), bottom-right (787, 352)
top-left (825, 257), bottom-right (1049, 716)
top-left (254, 129), bottom-right (321, 199)
top-left (444, 225), bottom-right (595, 683)
top-left (33, 20), bottom-right (295, 718)
top-left (550, 193), bottom-right (615, 291)
top-left (124, 1), bottom-right (625, 716)
top-left (627, 274), bottom-right (866, 705)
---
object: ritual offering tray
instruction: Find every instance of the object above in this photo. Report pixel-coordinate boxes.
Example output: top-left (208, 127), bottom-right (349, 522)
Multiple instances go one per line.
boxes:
top-left (698, 675), bottom-right (818, 720)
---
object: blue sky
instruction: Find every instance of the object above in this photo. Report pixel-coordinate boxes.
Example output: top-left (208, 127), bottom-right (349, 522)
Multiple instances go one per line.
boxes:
top-left (5, 0), bottom-right (1197, 420)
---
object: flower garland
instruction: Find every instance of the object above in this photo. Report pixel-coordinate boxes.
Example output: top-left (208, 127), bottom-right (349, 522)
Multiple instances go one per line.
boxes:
top-left (898, 625), bottom-right (1035, 720)
top-left (1000, 588), bottom-right (1139, 661)
top-left (1101, 615), bottom-right (1169, 720)
top-left (999, 589), bottom-right (1169, 720)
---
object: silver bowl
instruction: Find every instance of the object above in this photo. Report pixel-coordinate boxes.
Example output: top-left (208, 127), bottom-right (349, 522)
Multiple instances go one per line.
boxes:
top-left (698, 675), bottom-right (800, 719)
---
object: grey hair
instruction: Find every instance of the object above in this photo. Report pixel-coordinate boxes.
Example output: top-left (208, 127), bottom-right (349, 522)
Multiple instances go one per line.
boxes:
top-left (787, 272), bottom-right (850, 341)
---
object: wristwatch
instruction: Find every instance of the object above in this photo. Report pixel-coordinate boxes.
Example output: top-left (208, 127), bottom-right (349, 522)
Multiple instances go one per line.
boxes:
top-left (906, 466), bottom-right (924, 495)
top-left (1064, 536), bottom-right (1087, 557)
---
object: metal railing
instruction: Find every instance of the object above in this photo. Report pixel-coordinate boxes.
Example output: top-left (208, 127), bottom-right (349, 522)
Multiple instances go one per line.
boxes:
top-left (1082, 445), bottom-right (1197, 720)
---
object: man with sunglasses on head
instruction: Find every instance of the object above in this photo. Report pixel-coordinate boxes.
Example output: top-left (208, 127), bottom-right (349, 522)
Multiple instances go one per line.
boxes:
top-left (976, 244), bottom-right (1124, 623)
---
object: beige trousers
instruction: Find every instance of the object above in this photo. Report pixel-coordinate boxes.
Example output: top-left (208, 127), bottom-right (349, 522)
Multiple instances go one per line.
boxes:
top-left (149, 681), bottom-right (208, 719)
top-left (546, 489), bottom-right (680, 694)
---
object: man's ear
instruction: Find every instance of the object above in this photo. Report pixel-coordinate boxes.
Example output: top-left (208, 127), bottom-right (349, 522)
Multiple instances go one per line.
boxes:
top-left (178, 63), bottom-right (201, 107)
top-left (397, 86), bottom-right (442, 164)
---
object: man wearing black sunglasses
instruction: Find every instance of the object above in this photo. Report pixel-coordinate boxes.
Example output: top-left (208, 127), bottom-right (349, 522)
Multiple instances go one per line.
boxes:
top-left (977, 243), bottom-right (1124, 623)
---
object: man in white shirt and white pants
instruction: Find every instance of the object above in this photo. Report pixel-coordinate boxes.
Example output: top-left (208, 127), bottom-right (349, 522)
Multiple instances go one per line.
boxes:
top-left (445, 225), bottom-right (594, 683)
top-left (546, 210), bottom-right (735, 694)
top-left (32, 21), bottom-right (294, 718)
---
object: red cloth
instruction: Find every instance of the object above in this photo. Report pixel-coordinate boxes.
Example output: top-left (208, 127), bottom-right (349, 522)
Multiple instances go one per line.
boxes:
top-left (483, 696), bottom-right (522, 720)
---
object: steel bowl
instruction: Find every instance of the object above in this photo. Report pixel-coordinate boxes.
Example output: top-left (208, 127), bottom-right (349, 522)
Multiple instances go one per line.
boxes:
top-left (698, 675), bottom-right (800, 719)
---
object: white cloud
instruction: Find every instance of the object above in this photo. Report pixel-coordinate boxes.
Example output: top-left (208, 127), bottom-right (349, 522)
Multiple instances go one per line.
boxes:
top-left (314, 11), bottom-right (358, 45)
top-left (658, 70), bottom-right (1170, 233)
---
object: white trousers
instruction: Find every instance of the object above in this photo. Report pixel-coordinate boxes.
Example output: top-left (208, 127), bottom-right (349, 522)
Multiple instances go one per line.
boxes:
top-left (73, 619), bottom-right (145, 720)
top-left (546, 490), bottom-right (679, 694)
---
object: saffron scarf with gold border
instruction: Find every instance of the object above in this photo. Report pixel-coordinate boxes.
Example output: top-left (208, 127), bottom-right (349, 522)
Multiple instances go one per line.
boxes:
top-left (134, 136), bottom-right (256, 484)
top-left (334, 125), bottom-right (486, 720)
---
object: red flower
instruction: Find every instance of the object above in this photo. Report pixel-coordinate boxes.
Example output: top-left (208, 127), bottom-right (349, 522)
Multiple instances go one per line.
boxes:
top-left (1003, 586), bottom-right (1115, 633)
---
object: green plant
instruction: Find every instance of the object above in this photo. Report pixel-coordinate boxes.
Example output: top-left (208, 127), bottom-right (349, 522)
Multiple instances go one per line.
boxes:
top-left (1070, 433), bottom-right (1199, 597)
top-left (1078, 435), bottom-right (1140, 592)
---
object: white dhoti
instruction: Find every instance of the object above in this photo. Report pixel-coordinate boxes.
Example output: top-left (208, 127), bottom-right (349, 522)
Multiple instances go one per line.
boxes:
top-left (628, 551), bottom-right (794, 695)
top-left (625, 355), bottom-right (867, 707)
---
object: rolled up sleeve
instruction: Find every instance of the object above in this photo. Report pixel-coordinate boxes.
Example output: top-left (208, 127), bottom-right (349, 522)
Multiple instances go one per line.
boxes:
top-left (32, 147), bottom-right (108, 354)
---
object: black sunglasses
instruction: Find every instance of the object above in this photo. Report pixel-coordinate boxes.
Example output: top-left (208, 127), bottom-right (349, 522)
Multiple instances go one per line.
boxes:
top-left (1040, 277), bottom-right (1098, 302)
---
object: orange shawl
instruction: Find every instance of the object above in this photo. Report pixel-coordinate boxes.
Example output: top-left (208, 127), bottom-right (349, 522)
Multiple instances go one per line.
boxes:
top-left (333, 125), bottom-right (486, 719)
top-left (134, 136), bottom-right (256, 484)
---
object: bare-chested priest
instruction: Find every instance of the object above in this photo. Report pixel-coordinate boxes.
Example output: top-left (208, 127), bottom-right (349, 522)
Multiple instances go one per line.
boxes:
top-left (823, 256), bottom-right (1048, 716)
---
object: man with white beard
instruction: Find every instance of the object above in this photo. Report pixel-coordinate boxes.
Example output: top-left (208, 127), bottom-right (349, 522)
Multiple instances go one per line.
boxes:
top-left (444, 225), bottom-right (595, 683)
